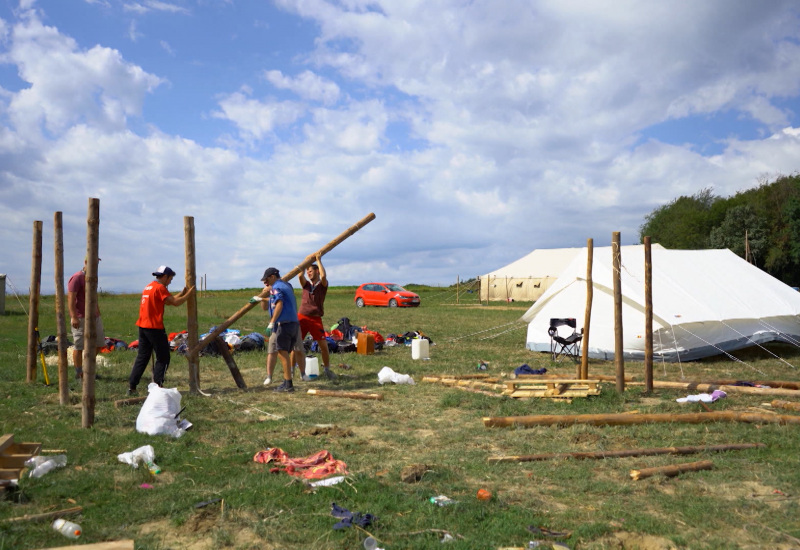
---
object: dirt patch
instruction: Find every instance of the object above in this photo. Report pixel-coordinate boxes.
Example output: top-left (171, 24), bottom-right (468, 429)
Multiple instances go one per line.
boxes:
top-left (593, 531), bottom-right (679, 549)
top-left (289, 425), bottom-right (355, 439)
top-left (138, 508), bottom-right (268, 550)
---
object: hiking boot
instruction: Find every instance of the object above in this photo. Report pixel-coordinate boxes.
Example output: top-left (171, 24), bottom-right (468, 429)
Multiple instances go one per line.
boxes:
top-left (126, 387), bottom-right (138, 397)
top-left (262, 376), bottom-right (272, 386)
top-left (323, 367), bottom-right (337, 380)
top-left (273, 380), bottom-right (295, 393)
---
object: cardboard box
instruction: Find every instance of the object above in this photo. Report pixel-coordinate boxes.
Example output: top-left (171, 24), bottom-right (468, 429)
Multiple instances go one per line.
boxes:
top-left (357, 333), bottom-right (375, 355)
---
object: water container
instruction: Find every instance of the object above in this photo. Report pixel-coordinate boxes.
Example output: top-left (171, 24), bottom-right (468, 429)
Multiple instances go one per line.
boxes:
top-left (306, 356), bottom-right (319, 379)
top-left (52, 518), bottom-right (81, 539)
top-left (411, 339), bottom-right (429, 360)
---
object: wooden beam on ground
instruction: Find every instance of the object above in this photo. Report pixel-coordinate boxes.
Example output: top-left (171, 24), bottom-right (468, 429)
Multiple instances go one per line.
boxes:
top-left (483, 411), bottom-right (800, 428)
top-left (488, 442), bottom-right (765, 463)
top-left (771, 400), bottom-right (800, 412)
top-left (307, 389), bottom-right (383, 400)
top-left (189, 212), bottom-right (376, 356)
top-left (628, 380), bottom-right (800, 398)
top-left (2, 506), bottom-right (82, 523)
top-left (36, 541), bottom-right (134, 550)
top-left (630, 460), bottom-right (713, 481)
top-left (114, 396), bottom-right (147, 408)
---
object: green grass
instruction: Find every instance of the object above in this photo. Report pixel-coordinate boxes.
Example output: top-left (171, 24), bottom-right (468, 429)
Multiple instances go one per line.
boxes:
top-left (2, 286), bottom-right (800, 549)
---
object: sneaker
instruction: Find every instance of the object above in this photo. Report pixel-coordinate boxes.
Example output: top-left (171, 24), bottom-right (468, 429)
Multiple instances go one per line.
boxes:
top-left (273, 380), bottom-right (295, 393)
top-left (263, 376), bottom-right (272, 386)
top-left (301, 374), bottom-right (312, 382)
top-left (323, 367), bottom-right (337, 380)
top-left (126, 388), bottom-right (137, 397)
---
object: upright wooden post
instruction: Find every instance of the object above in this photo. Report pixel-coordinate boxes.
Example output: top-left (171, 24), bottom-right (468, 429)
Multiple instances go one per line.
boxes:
top-left (184, 217), bottom-right (201, 393)
top-left (82, 198), bottom-right (100, 429)
top-left (456, 276), bottom-right (460, 305)
top-left (579, 238), bottom-right (593, 379)
top-left (26, 220), bottom-right (43, 383)
top-left (54, 212), bottom-right (69, 405)
top-left (612, 232), bottom-right (625, 393)
top-left (644, 236), bottom-right (653, 394)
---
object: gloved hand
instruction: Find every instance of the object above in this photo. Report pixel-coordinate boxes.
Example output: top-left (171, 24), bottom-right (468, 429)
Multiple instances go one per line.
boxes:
top-left (249, 296), bottom-right (263, 304)
top-left (266, 322), bottom-right (274, 337)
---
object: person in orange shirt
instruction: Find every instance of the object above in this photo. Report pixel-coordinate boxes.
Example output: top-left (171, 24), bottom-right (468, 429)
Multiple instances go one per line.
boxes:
top-left (127, 266), bottom-right (195, 395)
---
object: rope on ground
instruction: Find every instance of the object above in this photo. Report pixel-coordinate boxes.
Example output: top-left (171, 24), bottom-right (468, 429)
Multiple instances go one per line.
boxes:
top-left (447, 320), bottom-right (524, 342)
top-left (477, 323), bottom-right (527, 341)
top-left (672, 325), bottom-right (768, 376)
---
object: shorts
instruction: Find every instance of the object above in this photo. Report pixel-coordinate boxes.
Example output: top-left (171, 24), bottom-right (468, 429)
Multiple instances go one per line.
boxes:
top-left (298, 314), bottom-right (326, 341)
top-left (268, 322), bottom-right (302, 354)
top-left (71, 316), bottom-right (105, 351)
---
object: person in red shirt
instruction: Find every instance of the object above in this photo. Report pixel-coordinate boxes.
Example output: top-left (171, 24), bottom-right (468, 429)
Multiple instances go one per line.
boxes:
top-left (297, 254), bottom-right (336, 380)
top-left (127, 266), bottom-right (194, 395)
top-left (67, 257), bottom-right (104, 380)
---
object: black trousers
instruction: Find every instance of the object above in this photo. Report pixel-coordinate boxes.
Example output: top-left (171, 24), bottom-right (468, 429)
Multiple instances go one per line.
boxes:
top-left (129, 327), bottom-right (171, 389)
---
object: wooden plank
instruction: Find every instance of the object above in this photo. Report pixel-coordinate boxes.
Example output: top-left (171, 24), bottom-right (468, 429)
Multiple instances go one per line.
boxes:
top-left (36, 541), bottom-right (134, 550)
top-left (0, 434), bottom-right (14, 454)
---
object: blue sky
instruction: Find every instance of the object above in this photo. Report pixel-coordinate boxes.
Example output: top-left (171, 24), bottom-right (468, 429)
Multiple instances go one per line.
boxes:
top-left (1, 0), bottom-right (800, 294)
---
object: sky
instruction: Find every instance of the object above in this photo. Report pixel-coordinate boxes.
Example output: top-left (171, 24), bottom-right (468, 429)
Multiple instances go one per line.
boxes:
top-left (1, 0), bottom-right (800, 294)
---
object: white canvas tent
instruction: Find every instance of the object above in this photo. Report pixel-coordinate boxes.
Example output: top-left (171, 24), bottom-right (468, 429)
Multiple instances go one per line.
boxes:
top-left (522, 246), bottom-right (800, 361)
top-left (479, 248), bottom-right (586, 302)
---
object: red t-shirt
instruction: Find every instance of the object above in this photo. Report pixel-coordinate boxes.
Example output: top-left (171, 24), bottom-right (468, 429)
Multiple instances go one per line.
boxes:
top-left (67, 270), bottom-right (86, 318)
top-left (136, 281), bottom-right (171, 329)
top-left (299, 280), bottom-right (327, 317)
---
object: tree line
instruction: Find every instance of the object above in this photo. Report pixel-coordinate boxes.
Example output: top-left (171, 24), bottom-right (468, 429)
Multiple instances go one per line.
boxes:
top-left (639, 173), bottom-right (800, 287)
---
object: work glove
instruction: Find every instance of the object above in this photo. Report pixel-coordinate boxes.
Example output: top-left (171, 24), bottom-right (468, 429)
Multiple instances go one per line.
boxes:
top-left (249, 296), bottom-right (263, 304)
top-left (266, 322), bottom-right (274, 337)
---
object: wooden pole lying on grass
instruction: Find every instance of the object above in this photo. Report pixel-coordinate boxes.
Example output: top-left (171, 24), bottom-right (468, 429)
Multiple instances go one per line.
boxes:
top-left (483, 411), bottom-right (800, 428)
top-left (188, 213), bottom-right (376, 356)
top-left (54, 212), bottom-right (70, 406)
top-left (630, 460), bottom-right (714, 481)
top-left (627, 380), bottom-right (800, 398)
top-left (26, 220), bottom-right (43, 383)
top-left (2, 505), bottom-right (82, 523)
top-left (488, 442), bottom-right (765, 463)
top-left (37, 541), bottom-right (135, 550)
top-left (307, 389), bottom-right (384, 401)
top-left (771, 400), bottom-right (800, 412)
top-left (82, 198), bottom-right (100, 429)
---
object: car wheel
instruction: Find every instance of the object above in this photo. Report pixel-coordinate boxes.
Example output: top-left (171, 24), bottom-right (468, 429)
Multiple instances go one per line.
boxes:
top-left (356, 298), bottom-right (365, 308)
top-left (388, 299), bottom-right (398, 307)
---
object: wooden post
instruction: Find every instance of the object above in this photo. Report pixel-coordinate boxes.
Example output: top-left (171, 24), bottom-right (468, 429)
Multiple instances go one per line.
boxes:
top-left (54, 212), bottom-right (69, 406)
top-left (82, 198), bottom-right (100, 429)
top-left (26, 220), bottom-right (43, 383)
top-left (216, 337), bottom-right (247, 389)
top-left (644, 236), bottom-right (653, 394)
top-left (189, 213), bottom-right (376, 356)
top-left (579, 238), bottom-right (593, 379)
top-left (184, 217), bottom-right (201, 393)
top-left (482, 411), bottom-right (800, 428)
top-left (612, 232), bottom-right (624, 393)
top-left (487, 442), bottom-right (765, 463)
top-left (456, 275), bottom-right (460, 305)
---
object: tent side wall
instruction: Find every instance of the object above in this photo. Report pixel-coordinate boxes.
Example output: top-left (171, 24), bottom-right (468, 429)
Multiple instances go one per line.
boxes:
top-left (480, 276), bottom-right (559, 302)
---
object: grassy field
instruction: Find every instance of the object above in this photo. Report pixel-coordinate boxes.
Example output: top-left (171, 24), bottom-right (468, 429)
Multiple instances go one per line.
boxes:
top-left (2, 285), bottom-right (800, 549)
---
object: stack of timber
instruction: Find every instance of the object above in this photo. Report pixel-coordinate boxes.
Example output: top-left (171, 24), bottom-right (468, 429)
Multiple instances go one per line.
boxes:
top-left (0, 434), bottom-right (41, 490)
top-left (503, 378), bottom-right (601, 401)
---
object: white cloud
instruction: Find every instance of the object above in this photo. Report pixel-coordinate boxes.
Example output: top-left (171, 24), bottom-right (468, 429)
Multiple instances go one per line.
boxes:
top-left (123, 1), bottom-right (189, 15)
top-left (264, 69), bottom-right (340, 105)
top-left (211, 90), bottom-right (306, 142)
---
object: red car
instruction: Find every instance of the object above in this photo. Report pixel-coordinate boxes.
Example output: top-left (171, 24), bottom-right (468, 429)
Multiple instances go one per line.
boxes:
top-left (354, 283), bottom-right (420, 308)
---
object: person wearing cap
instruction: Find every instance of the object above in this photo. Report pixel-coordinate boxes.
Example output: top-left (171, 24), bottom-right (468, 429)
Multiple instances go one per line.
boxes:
top-left (251, 267), bottom-right (301, 392)
top-left (297, 254), bottom-right (336, 380)
top-left (67, 257), bottom-right (105, 380)
top-left (127, 266), bottom-right (195, 395)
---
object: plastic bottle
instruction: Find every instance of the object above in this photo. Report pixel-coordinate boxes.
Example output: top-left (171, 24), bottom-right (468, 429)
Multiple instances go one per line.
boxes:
top-left (145, 460), bottom-right (161, 475)
top-left (52, 518), bottom-right (82, 539)
top-left (363, 536), bottom-right (377, 550)
top-left (29, 455), bottom-right (67, 478)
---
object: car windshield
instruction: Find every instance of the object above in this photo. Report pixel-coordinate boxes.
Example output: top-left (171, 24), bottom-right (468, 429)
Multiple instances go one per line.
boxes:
top-left (384, 284), bottom-right (406, 292)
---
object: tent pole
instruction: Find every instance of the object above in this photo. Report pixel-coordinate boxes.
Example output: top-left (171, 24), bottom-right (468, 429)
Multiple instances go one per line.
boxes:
top-left (644, 236), bottom-right (653, 393)
top-left (579, 239), bottom-right (592, 379)
top-left (612, 232), bottom-right (625, 393)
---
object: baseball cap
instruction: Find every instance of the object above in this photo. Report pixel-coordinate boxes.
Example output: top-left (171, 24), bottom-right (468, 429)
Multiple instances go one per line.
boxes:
top-left (153, 265), bottom-right (176, 277)
top-left (261, 267), bottom-right (280, 281)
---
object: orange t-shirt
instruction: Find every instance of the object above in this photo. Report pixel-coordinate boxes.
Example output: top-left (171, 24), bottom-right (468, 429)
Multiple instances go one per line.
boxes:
top-left (136, 281), bottom-right (171, 329)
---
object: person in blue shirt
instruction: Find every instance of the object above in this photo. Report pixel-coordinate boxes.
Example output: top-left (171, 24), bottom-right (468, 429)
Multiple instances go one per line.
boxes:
top-left (254, 267), bottom-right (300, 392)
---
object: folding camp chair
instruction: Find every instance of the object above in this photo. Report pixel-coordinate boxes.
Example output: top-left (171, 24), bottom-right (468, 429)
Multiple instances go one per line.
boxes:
top-left (548, 318), bottom-right (583, 362)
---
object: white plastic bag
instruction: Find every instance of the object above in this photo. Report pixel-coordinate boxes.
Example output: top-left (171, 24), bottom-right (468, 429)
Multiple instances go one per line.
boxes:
top-left (377, 366), bottom-right (415, 385)
top-left (117, 444), bottom-right (156, 468)
top-left (136, 383), bottom-right (186, 437)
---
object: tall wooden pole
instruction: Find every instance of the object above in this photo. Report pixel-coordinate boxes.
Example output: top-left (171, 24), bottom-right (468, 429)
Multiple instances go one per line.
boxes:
top-left (184, 217), bottom-right (201, 393)
top-left (612, 232), bottom-right (625, 393)
top-left (82, 198), bottom-right (100, 429)
top-left (456, 275), bottom-right (460, 305)
top-left (54, 212), bottom-right (69, 405)
top-left (579, 238), bottom-right (593, 379)
top-left (190, 212), bottom-right (376, 356)
top-left (26, 220), bottom-right (43, 383)
top-left (644, 236), bottom-right (653, 393)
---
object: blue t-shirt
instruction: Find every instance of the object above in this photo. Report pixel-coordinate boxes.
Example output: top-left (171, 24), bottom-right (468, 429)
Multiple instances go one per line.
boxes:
top-left (269, 280), bottom-right (298, 323)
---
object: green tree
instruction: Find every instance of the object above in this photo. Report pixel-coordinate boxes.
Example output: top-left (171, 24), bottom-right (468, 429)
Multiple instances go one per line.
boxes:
top-left (639, 188), bottom-right (719, 248)
top-left (708, 205), bottom-right (767, 264)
